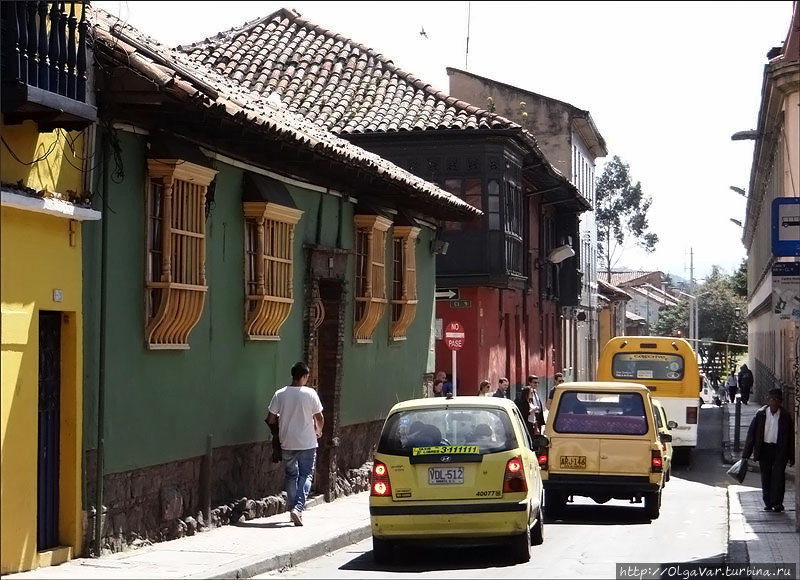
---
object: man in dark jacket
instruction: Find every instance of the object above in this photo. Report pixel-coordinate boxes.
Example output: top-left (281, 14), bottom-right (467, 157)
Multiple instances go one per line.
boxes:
top-left (737, 364), bottom-right (754, 404)
top-left (742, 388), bottom-right (795, 511)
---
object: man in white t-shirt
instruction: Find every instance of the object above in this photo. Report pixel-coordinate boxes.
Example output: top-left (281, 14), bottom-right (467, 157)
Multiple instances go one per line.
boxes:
top-left (266, 362), bottom-right (324, 526)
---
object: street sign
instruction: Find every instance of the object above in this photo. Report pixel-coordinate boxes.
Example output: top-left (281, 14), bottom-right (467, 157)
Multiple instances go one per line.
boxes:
top-left (435, 288), bottom-right (459, 301)
top-left (772, 261), bottom-right (800, 322)
top-left (444, 321), bottom-right (465, 351)
top-left (772, 198), bottom-right (800, 257)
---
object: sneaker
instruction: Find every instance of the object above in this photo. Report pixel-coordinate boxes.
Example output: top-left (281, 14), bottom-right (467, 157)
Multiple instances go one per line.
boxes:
top-left (290, 509), bottom-right (303, 526)
top-left (763, 506), bottom-right (774, 511)
top-left (773, 504), bottom-right (784, 513)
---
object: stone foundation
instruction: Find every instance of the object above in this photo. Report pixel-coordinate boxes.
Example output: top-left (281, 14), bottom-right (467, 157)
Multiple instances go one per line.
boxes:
top-left (83, 423), bottom-right (380, 556)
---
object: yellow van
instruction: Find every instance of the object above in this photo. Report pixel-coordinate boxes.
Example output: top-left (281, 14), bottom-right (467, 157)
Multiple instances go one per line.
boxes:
top-left (651, 398), bottom-right (676, 483)
top-left (540, 382), bottom-right (666, 519)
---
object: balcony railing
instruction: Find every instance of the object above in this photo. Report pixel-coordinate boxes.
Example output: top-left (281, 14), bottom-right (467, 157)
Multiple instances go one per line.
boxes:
top-left (1, 1), bottom-right (95, 130)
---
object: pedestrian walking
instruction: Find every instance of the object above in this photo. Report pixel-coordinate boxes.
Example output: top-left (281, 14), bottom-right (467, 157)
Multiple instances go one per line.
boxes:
top-left (741, 388), bottom-right (795, 512)
top-left (493, 377), bottom-right (510, 398)
top-left (725, 372), bottom-right (739, 402)
top-left (737, 364), bottom-right (754, 404)
top-left (515, 385), bottom-right (535, 437)
top-left (432, 378), bottom-right (444, 397)
top-left (546, 372), bottom-right (565, 409)
top-left (526, 374), bottom-right (545, 433)
top-left (266, 362), bottom-right (324, 527)
top-left (477, 379), bottom-right (491, 397)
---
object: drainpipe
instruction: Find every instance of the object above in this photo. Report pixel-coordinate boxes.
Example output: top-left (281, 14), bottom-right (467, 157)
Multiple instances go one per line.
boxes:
top-left (93, 133), bottom-right (110, 556)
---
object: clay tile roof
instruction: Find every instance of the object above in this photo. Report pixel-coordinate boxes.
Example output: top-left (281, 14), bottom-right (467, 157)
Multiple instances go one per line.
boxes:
top-left (89, 8), bottom-right (481, 220)
top-left (178, 8), bottom-right (520, 136)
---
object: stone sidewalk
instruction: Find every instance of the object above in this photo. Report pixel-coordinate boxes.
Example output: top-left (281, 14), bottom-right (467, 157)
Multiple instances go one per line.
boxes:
top-left (721, 399), bottom-right (799, 575)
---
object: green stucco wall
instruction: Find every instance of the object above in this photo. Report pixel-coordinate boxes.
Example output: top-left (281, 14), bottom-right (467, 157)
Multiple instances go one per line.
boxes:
top-left (82, 131), bottom-right (435, 474)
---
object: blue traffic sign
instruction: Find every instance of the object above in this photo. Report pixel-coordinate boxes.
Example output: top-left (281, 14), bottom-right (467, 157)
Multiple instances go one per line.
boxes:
top-left (772, 198), bottom-right (800, 256)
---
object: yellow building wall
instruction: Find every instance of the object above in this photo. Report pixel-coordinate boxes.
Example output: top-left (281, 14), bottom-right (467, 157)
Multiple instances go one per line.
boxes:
top-left (598, 307), bottom-right (612, 350)
top-left (1, 119), bottom-right (86, 573)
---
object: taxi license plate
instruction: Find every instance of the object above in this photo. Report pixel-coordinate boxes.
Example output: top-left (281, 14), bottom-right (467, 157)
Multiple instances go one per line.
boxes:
top-left (560, 456), bottom-right (587, 469)
top-left (428, 466), bottom-right (464, 485)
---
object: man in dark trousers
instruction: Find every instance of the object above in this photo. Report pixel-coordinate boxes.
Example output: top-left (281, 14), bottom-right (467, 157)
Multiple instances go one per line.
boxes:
top-left (742, 388), bottom-right (795, 512)
top-left (737, 364), bottom-right (754, 404)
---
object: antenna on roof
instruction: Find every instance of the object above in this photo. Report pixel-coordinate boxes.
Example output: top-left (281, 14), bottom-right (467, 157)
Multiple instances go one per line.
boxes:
top-left (465, 1), bottom-right (471, 69)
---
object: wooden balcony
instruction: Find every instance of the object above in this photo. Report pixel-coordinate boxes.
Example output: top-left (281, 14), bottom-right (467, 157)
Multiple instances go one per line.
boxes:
top-left (1, 1), bottom-right (96, 131)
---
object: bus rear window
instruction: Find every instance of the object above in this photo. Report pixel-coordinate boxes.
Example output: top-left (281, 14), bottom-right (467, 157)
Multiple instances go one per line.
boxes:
top-left (612, 353), bottom-right (684, 381)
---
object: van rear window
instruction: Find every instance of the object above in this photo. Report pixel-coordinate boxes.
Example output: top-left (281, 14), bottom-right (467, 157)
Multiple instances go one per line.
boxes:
top-left (554, 392), bottom-right (648, 435)
top-left (612, 353), bottom-right (684, 381)
top-left (378, 407), bottom-right (518, 456)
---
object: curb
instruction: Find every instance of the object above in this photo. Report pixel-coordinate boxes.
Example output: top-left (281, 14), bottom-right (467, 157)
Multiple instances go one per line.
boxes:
top-left (201, 524), bottom-right (372, 579)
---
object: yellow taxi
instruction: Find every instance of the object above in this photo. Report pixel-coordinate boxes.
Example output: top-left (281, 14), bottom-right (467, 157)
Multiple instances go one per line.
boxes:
top-left (369, 396), bottom-right (548, 564)
top-left (651, 398), bottom-right (676, 482)
top-left (541, 382), bottom-right (665, 519)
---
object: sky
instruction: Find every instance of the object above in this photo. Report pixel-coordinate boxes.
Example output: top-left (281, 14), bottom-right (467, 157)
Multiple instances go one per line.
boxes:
top-left (94, 1), bottom-right (794, 280)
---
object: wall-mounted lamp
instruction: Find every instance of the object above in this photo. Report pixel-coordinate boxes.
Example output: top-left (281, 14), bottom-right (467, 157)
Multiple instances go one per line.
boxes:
top-left (729, 186), bottom-right (747, 197)
top-left (730, 218), bottom-right (743, 228)
top-left (431, 240), bottom-right (449, 255)
top-left (734, 307), bottom-right (742, 317)
top-left (731, 130), bottom-right (759, 141)
top-left (547, 244), bottom-right (576, 264)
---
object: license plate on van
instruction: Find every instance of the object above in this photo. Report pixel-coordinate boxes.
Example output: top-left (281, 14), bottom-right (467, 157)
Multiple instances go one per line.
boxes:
top-left (560, 456), bottom-right (587, 469)
top-left (428, 466), bottom-right (464, 485)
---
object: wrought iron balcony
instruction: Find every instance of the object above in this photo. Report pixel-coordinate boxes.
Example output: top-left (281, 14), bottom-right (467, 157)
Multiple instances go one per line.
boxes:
top-left (1, 1), bottom-right (96, 131)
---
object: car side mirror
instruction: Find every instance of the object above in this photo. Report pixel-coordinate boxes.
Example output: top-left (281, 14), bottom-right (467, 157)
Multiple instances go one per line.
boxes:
top-left (660, 433), bottom-right (673, 443)
top-left (667, 420), bottom-right (678, 430)
top-left (531, 434), bottom-right (549, 449)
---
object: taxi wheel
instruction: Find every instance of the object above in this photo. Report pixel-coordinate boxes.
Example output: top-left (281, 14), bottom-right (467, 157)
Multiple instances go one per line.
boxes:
top-left (511, 526), bottom-right (532, 563)
top-left (372, 537), bottom-right (394, 564)
top-left (644, 491), bottom-right (661, 520)
top-left (531, 505), bottom-right (544, 545)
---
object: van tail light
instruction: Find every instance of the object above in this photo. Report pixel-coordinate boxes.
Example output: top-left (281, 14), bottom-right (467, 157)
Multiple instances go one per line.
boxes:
top-left (371, 460), bottom-right (392, 497)
top-left (686, 406), bottom-right (698, 424)
top-left (651, 449), bottom-right (663, 473)
top-left (503, 456), bottom-right (528, 493)
top-left (537, 452), bottom-right (548, 471)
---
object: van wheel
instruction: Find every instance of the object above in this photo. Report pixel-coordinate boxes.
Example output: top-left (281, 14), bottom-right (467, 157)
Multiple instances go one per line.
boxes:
top-left (511, 526), bottom-right (532, 563)
top-left (544, 489), bottom-right (565, 518)
top-left (372, 537), bottom-right (394, 564)
top-left (531, 505), bottom-right (544, 545)
top-left (645, 491), bottom-right (661, 519)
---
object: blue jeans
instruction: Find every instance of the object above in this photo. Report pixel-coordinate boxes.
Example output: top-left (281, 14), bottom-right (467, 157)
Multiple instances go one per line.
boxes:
top-left (283, 448), bottom-right (317, 512)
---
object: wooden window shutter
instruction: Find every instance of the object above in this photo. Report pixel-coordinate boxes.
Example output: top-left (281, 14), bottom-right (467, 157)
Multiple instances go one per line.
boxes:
top-left (145, 159), bottom-right (217, 349)
top-left (353, 214), bottom-right (392, 342)
top-left (390, 226), bottom-right (420, 341)
top-left (243, 202), bottom-right (303, 340)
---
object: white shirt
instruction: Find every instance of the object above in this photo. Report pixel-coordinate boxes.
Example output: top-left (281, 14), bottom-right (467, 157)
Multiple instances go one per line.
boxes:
top-left (268, 386), bottom-right (323, 451)
top-left (764, 408), bottom-right (780, 445)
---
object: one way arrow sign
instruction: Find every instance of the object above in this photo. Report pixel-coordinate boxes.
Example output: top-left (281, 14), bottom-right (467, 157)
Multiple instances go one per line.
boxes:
top-left (435, 288), bottom-right (459, 301)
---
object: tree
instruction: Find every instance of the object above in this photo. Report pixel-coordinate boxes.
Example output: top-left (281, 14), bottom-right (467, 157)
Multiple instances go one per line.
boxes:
top-left (731, 259), bottom-right (747, 298)
top-left (595, 156), bottom-right (659, 280)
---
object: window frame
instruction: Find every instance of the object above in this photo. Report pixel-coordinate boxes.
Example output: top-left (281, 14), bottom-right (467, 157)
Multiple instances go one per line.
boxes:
top-left (389, 225), bottom-right (420, 341)
top-left (353, 214), bottom-right (392, 343)
top-left (144, 159), bottom-right (217, 350)
top-left (243, 201), bottom-right (303, 341)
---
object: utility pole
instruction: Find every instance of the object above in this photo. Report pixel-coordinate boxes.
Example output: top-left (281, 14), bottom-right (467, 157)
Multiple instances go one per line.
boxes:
top-left (689, 248), bottom-right (695, 343)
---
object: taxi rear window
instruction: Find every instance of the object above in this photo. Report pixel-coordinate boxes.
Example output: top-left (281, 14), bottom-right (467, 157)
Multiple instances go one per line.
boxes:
top-left (378, 407), bottom-right (518, 456)
top-left (554, 392), bottom-right (649, 436)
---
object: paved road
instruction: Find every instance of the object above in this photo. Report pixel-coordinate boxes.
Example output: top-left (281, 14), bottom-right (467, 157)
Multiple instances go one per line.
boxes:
top-left (260, 404), bottom-right (730, 579)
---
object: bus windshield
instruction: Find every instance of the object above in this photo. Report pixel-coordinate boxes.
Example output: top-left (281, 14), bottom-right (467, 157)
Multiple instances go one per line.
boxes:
top-left (612, 353), bottom-right (685, 381)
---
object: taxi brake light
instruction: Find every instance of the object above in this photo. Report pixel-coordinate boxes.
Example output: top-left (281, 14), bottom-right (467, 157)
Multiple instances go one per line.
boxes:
top-left (537, 453), bottom-right (548, 470)
top-left (651, 450), bottom-right (663, 472)
top-left (371, 460), bottom-right (392, 497)
top-left (503, 456), bottom-right (528, 493)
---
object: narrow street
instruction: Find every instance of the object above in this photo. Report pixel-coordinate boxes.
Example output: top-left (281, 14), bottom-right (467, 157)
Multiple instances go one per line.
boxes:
top-left (260, 405), bottom-right (730, 579)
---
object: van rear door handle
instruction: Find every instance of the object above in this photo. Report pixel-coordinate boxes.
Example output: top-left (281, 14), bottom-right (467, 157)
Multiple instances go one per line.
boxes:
top-left (600, 455), bottom-right (609, 459)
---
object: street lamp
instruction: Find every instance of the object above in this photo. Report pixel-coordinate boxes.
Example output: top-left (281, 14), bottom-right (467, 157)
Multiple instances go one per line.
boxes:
top-left (731, 130), bottom-right (759, 141)
top-left (730, 218), bottom-right (743, 227)
top-left (729, 186), bottom-right (747, 197)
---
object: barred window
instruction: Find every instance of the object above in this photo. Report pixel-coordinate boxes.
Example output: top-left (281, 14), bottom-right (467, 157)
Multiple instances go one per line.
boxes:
top-left (144, 159), bottom-right (217, 349)
top-left (390, 226), bottom-right (420, 340)
top-left (353, 214), bottom-right (392, 342)
top-left (243, 203), bottom-right (303, 340)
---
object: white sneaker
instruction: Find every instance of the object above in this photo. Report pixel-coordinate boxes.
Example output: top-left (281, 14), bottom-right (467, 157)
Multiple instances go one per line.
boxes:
top-left (290, 509), bottom-right (303, 526)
